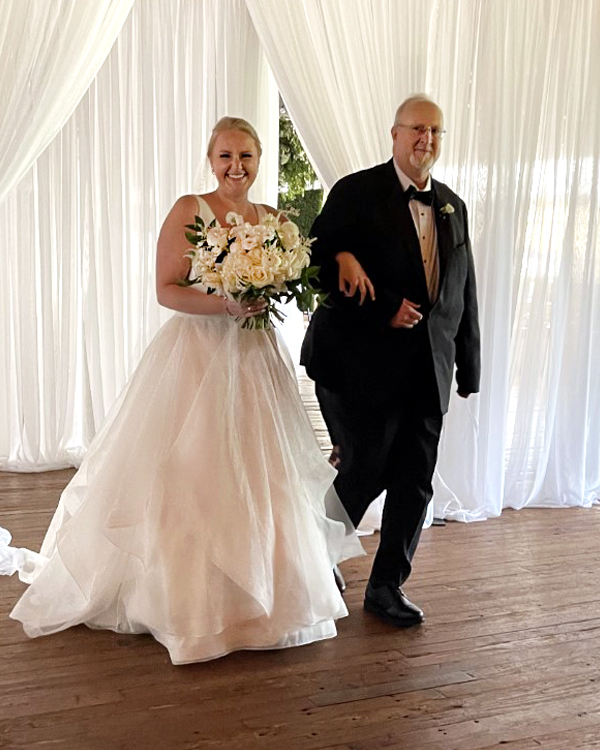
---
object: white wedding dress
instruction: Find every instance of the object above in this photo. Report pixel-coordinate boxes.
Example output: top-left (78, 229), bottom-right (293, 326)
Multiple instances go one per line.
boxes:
top-left (7, 197), bottom-right (363, 664)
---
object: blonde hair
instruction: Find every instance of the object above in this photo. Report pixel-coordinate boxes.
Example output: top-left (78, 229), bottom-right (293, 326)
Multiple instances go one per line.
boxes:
top-left (206, 116), bottom-right (263, 158)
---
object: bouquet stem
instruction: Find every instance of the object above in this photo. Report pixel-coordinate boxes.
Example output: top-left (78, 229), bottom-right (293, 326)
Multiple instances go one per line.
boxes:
top-left (237, 298), bottom-right (286, 330)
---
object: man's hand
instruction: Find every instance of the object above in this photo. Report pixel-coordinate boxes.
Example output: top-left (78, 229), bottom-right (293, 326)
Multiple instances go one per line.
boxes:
top-left (389, 298), bottom-right (423, 328)
top-left (336, 252), bottom-right (376, 305)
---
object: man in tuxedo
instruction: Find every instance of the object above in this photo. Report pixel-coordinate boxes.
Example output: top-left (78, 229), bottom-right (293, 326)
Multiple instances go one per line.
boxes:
top-left (301, 95), bottom-right (480, 627)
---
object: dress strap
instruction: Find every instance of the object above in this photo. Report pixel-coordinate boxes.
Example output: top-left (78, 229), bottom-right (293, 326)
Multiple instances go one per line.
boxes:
top-left (195, 195), bottom-right (218, 226)
top-left (194, 196), bottom-right (271, 226)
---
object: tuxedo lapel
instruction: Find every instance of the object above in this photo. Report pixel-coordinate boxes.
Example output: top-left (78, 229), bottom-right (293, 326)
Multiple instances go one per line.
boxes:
top-left (433, 204), bottom-right (449, 291)
top-left (432, 184), bottom-right (455, 293)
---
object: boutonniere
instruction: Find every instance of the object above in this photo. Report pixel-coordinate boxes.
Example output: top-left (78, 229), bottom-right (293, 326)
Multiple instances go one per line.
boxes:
top-left (440, 203), bottom-right (455, 216)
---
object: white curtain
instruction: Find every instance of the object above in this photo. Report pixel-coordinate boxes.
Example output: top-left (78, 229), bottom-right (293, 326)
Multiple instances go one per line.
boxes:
top-left (2, 0), bottom-right (599, 520)
top-left (0, 0), bottom-right (136, 205)
top-left (0, 0), bottom-right (278, 470)
top-left (246, 0), bottom-right (600, 517)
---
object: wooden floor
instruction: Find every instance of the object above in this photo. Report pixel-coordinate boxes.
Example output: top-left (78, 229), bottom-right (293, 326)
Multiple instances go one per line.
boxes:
top-left (2, 382), bottom-right (600, 748)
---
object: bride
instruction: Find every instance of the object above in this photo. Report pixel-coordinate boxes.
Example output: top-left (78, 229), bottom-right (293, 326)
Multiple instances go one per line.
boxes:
top-left (6, 116), bottom-right (363, 665)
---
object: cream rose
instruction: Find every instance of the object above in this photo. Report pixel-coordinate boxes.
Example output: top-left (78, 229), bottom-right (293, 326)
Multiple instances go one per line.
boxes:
top-left (206, 227), bottom-right (229, 250)
top-left (278, 221), bottom-right (300, 251)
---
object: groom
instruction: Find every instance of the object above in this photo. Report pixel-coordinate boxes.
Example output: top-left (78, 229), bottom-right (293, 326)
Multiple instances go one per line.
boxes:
top-left (301, 95), bottom-right (481, 627)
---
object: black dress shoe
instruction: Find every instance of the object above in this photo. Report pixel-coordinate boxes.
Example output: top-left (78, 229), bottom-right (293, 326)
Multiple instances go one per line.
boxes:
top-left (364, 582), bottom-right (424, 627)
top-left (333, 565), bottom-right (346, 593)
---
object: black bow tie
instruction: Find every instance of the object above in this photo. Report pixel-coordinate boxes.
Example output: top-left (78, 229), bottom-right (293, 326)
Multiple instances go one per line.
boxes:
top-left (405, 185), bottom-right (434, 205)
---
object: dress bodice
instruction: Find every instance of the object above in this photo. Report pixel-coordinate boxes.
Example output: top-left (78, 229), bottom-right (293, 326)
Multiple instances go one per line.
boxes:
top-left (194, 195), bottom-right (268, 226)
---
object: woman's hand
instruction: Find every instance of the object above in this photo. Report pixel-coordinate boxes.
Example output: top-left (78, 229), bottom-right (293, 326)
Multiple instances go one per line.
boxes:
top-left (336, 252), bottom-right (375, 305)
top-left (224, 298), bottom-right (268, 319)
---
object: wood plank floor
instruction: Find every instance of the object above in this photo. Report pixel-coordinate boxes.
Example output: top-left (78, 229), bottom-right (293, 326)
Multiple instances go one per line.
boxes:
top-left (2, 379), bottom-right (600, 749)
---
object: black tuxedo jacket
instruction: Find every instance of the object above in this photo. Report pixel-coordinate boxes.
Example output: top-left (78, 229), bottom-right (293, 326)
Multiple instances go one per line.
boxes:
top-left (301, 159), bottom-right (481, 414)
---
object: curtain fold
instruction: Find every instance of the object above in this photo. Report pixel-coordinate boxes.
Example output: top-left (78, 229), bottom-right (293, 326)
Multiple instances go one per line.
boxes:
top-left (245, 0), bottom-right (432, 189)
top-left (0, 0), bottom-right (277, 470)
top-left (2, 0), bottom-right (599, 520)
top-left (0, 0), bottom-right (136, 206)
top-left (246, 0), bottom-right (600, 516)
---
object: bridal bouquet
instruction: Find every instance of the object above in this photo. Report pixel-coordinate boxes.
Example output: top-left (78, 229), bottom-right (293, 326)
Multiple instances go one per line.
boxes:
top-left (183, 211), bottom-right (323, 329)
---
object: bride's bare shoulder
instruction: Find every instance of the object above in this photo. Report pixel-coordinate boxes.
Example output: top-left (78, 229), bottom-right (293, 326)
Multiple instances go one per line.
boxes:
top-left (166, 194), bottom-right (200, 218)
top-left (175, 194), bottom-right (200, 206)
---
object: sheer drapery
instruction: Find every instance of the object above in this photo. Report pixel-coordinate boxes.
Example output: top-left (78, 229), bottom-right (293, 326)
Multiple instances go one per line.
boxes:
top-left (2, 0), bottom-right (599, 518)
top-left (245, 0), bottom-right (432, 189)
top-left (246, 0), bottom-right (600, 516)
top-left (0, 0), bottom-right (136, 206)
top-left (0, 0), bottom-right (277, 470)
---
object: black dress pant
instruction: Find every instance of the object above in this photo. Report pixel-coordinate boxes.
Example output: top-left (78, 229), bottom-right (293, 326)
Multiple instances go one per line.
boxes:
top-left (316, 384), bottom-right (443, 588)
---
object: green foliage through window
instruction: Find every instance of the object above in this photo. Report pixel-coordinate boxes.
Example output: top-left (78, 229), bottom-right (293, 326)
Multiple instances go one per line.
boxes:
top-left (278, 107), bottom-right (323, 237)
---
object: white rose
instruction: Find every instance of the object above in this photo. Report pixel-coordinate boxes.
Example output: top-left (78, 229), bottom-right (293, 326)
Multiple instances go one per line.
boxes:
top-left (278, 221), bottom-right (300, 251)
top-left (246, 265), bottom-right (274, 288)
top-left (231, 254), bottom-right (255, 279)
top-left (189, 249), bottom-right (217, 277)
top-left (225, 211), bottom-right (244, 226)
top-left (206, 227), bottom-right (229, 250)
top-left (220, 266), bottom-right (244, 294)
top-left (262, 251), bottom-right (283, 271)
top-left (202, 271), bottom-right (224, 292)
top-left (241, 230), bottom-right (263, 252)
top-left (228, 237), bottom-right (244, 255)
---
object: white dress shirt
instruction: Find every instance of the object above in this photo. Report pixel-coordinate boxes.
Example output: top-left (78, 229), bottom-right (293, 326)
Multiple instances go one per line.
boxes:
top-left (393, 161), bottom-right (439, 302)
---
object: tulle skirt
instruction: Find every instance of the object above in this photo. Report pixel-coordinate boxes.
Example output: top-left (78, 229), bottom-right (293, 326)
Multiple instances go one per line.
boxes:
top-left (10, 313), bottom-right (363, 664)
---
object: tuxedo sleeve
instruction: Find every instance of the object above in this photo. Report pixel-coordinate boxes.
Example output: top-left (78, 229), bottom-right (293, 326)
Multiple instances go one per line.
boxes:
top-left (454, 206), bottom-right (481, 394)
top-left (309, 183), bottom-right (349, 294)
top-left (310, 178), bottom-right (403, 327)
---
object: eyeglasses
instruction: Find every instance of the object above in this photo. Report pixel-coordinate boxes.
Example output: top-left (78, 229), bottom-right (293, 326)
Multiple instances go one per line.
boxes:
top-left (395, 123), bottom-right (446, 139)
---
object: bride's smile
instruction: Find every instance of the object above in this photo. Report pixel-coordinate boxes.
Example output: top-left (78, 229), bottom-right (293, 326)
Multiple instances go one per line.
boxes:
top-left (210, 130), bottom-right (259, 197)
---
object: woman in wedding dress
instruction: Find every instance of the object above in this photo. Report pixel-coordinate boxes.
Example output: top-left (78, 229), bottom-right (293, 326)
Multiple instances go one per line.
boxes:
top-left (8, 116), bottom-right (362, 665)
